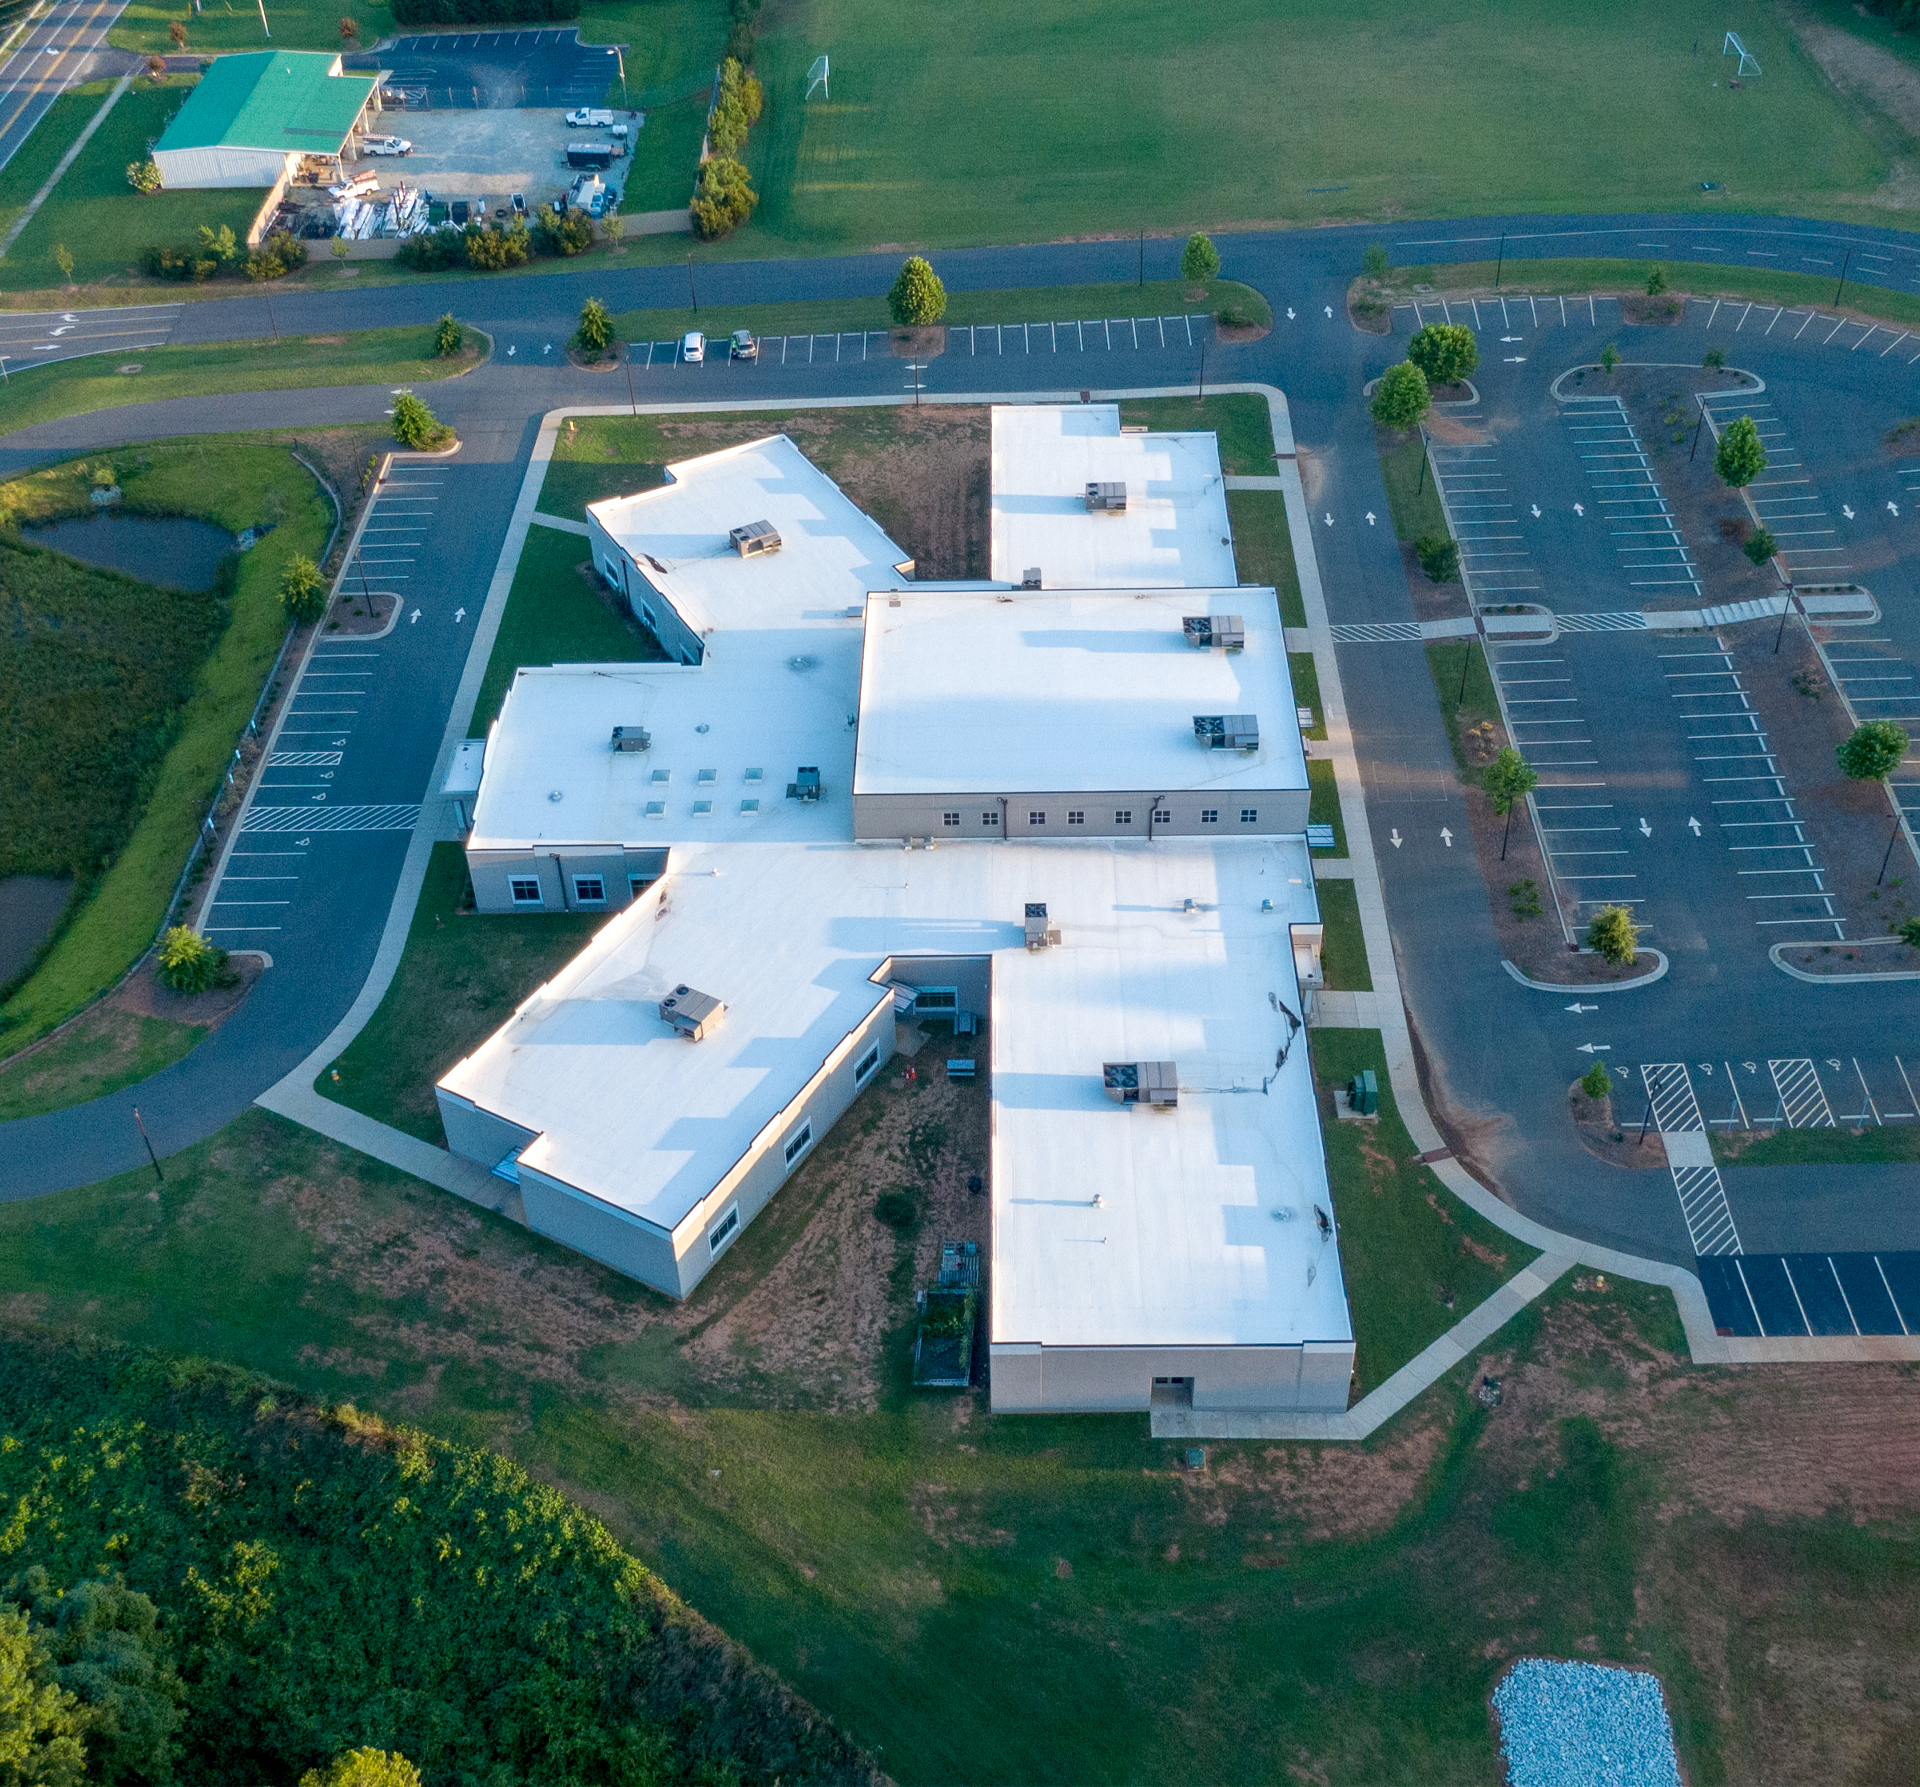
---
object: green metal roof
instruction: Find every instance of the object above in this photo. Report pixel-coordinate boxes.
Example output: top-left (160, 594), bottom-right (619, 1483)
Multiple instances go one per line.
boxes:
top-left (155, 51), bottom-right (375, 155)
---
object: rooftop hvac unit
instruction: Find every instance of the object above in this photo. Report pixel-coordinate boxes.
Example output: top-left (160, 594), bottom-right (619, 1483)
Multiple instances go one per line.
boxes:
top-left (610, 726), bottom-right (651, 753)
top-left (787, 765), bottom-right (822, 803)
top-left (1084, 481), bottom-right (1128, 513)
top-left (1193, 714), bottom-right (1260, 752)
top-left (659, 984), bottom-right (725, 1041)
top-left (1104, 1062), bottom-right (1178, 1108)
top-left (729, 520), bottom-right (782, 558)
top-left (1020, 567), bottom-right (1043, 589)
top-left (1023, 902), bottom-right (1060, 950)
top-left (1182, 615), bottom-right (1245, 651)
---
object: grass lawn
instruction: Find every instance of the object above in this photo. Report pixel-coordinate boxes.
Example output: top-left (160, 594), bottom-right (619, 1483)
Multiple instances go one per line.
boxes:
top-left (1426, 641), bottom-right (1499, 780)
top-left (1380, 433), bottom-right (1447, 543)
top-left (1315, 878), bottom-right (1371, 994)
top-left (619, 96), bottom-right (709, 211)
top-left (1389, 257), bottom-right (1920, 330)
top-left (0, 1008), bottom-right (201, 1120)
top-left (0, 443), bottom-right (331, 1047)
top-left (1, 79), bottom-right (266, 293)
top-left (112, 0), bottom-right (389, 57)
top-left (320, 844), bottom-right (610, 1141)
top-left (737, 0), bottom-right (1887, 253)
top-left (1712, 1123), bottom-right (1920, 1167)
top-left (1308, 758), bottom-right (1345, 854)
top-left (0, 324), bottom-right (481, 433)
top-left (608, 279), bottom-right (1268, 349)
top-left (470, 520), bottom-right (665, 735)
top-left (1118, 391), bottom-right (1273, 476)
top-left (1289, 651), bottom-right (1325, 738)
top-left (1227, 491), bottom-right (1304, 627)
top-left (0, 80), bottom-right (115, 244)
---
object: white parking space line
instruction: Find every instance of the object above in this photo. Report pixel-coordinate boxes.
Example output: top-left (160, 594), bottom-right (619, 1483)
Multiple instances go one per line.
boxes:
top-left (1560, 400), bottom-right (1700, 600)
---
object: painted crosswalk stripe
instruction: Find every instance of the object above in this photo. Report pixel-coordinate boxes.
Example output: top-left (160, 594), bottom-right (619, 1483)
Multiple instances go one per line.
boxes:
top-left (242, 804), bottom-right (420, 833)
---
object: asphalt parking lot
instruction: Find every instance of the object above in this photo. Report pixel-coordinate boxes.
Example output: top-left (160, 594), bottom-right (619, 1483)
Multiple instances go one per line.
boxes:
top-left (345, 29), bottom-right (621, 110)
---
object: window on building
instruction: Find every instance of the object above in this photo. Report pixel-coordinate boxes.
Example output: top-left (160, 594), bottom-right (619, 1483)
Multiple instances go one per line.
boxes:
top-left (572, 875), bottom-right (606, 904)
top-left (1029, 811), bottom-right (1046, 827)
top-left (1240, 808), bottom-right (1258, 825)
top-left (1153, 808), bottom-right (1172, 825)
top-left (708, 1206), bottom-right (739, 1257)
top-left (982, 811), bottom-right (999, 826)
top-left (1201, 809), bottom-right (1219, 824)
top-left (602, 557), bottom-right (623, 588)
top-left (916, 988), bottom-right (957, 1011)
top-left (1067, 810), bottom-right (1085, 825)
top-left (855, 1044), bottom-right (881, 1083)
top-left (1115, 809), bottom-right (1133, 825)
top-left (784, 1122), bottom-right (813, 1166)
top-left (639, 602), bottom-right (657, 630)
top-left (509, 877), bottom-right (542, 906)
top-left (943, 811), bottom-right (961, 827)
top-left (628, 874), bottom-right (654, 898)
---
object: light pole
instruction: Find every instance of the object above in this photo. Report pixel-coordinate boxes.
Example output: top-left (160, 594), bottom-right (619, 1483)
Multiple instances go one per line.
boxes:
top-left (687, 251), bottom-right (697, 315)
top-left (1834, 246), bottom-right (1853, 307)
top-left (1638, 1068), bottom-right (1660, 1148)
top-left (623, 340), bottom-right (638, 417)
top-left (1879, 811), bottom-right (1906, 886)
top-left (616, 46), bottom-right (629, 111)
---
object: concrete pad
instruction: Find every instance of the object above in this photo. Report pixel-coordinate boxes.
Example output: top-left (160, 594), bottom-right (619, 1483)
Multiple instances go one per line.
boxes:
top-left (376, 108), bottom-right (626, 208)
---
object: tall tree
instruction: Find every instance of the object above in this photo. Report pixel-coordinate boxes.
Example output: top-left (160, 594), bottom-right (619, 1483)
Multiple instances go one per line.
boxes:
top-left (1179, 232), bottom-right (1220, 283)
top-left (887, 256), bottom-right (946, 325)
top-left (1370, 360), bottom-right (1431, 431)
top-left (1406, 322), bottom-right (1478, 385)
top-left (1482, 746), bottom-right (1538, 860)
top-left (1714, 414), bottom-right (1767, 488)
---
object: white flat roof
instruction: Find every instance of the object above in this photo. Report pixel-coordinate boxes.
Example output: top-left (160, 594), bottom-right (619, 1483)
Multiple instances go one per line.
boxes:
top-left (852, 588), bottom-right (1306, 797)
top-left (438, 838), bottom-right (1350, 1351)
top-left (990, 404), bottom-right (1237, 589)
top-left (587, 433), bottom-right (916, 637)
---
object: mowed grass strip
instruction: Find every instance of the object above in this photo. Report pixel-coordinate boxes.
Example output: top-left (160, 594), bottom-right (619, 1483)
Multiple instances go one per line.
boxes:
top-left (1227, 490), bottom-right (1304, 627)
top-left (1380, 434), bottom-right (1448, 543)
top-left (0, 444), bottom-right (331, 1045)
top-left (741, 0), bottom-right (1884, 251)
top-left (0, 325), bottom-right (481, 432)
top-left (1314, 878), bottom-right (1371, 993)
top-left (0, 79), bottom-right (116, 243)
top-left (2, 78), bottom-right (265, 292)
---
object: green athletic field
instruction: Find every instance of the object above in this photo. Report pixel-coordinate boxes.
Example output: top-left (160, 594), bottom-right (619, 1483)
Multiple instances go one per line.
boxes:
top-left (743, 0), bottom-right (1894, 250)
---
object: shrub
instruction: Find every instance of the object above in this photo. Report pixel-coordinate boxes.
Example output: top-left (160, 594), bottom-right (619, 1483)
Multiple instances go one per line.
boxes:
top-left (688, 157), bottom-right (756, 239)
top-left (1599, 342), bottom-right (1619, 374)
top-left (339, 14), bottom-right (359, 38)
top-left (576, 296), bottom-right (614, 356)
top-left (531, 204), bottom-right (594, 256)
top-left (52, 243), bottom-right (73, 283)
top-left (1703, 345), bottom-right (1727, 369)
top-left (1899, 915), bottom-right (1920, 948)
top-left (391, 390), bottom-right (452, 451)
top-left (1743, 525), bottom-right (1776, 565)
top-left (463, 220), bottom-right (530, 269)
top-left (1645, 265), bottom-right (1667, 296)
top-left (1370, 360), bottom-right (1430, 430)
top-left (707, 56), bottom-right (763, 157)
top-left (888, 254), bottom-right (946, 326)
top-left (155, 926), bottom-right (230, 994)
top-left (1415, 532), bottom-right (1458, 581)
top-left (168, 17), bottom-right (186, 45)
top-left (1406, 321), bottom-right (1478, 386)
top-left (1580, 1060), bottom-right (1613, 1101)
top-left (279, 554), bottom-right (326, 623)
top-left (396, 225), bottom-right (466, 271)
top-left (1714, 414), bottom-right (1767, 488)
top-left (1179, 231), bottom-right (1220, 284)
top-left (245, 229), bottom-right (306, 281)
top-left (874, 1189), bottom-right (915, 1229)
top-left (1837, 719), bottom-right (1910, 781)
top-left (1586, 905), bottom-right (1640, 966)
top-left (126, 157), bottom-right (162, 193)
top-left (1217, 304), bottom-right (1252, 327)
top-left (433, 313), bottom-right (462, 357)
top-left (1362, 241), bottom-right (1389, 279)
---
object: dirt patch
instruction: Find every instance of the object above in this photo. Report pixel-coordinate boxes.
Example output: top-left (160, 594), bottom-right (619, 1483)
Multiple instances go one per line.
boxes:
top-left (1790, 2), bottom-right (1920, 138)
top-left (1427, 380), bottom-right (1475, 404)
top-left (1567, 1080), bottom-right (1668, 1170)
top-left (305, 334), bottom-right (348, 347)
top-left (324, 589), bottom-right (398, 635)
top-left (566, 347), bottom-right (622, 373)
top-left (889, 325), bottom-right (945, 359)
top-left (1886, 417), bottom-right (1920, 456)
top-left (1189, 1418), bottom-right (1448, 1543)
top-left (115, 952), bottom-right (263, 1025)
top-left (1214, 318), bottom-right (1271, 344)
top-left (1619, 293), bottom-right (1685, 325)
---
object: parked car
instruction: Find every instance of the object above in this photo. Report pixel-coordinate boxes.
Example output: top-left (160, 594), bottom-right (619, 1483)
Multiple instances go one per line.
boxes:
top-left (565, 107), bottom-right (614, 128)
top-left (362, 134), bottom-right (411, 156)
top-left (510, 192), bottom-right (526, 217)
top-left (682, 331), bottom-right (705, 363)
top-left (729, 329), bottom-right (757, 360)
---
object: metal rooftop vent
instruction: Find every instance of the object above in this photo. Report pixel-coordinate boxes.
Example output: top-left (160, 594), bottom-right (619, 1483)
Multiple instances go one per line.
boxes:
top-left (659, 984), bottom-right (725, 1041)
top-left (1023, 902), bottom-right (1060, 951)
top-left (787, 766), bottom-right (822, 803)
top-left (1084, 480), bottom-right (1128, 513)
top-left (1020, 567), bottom-right (1043, 589)
top-left (610, 726), bottom-right (651, 752)
top-left (729, 520), bottom-right (782, 558)
top-left (1193, 714), bottom-right (1260, 752)
top-left (1103, 1062), bottom-right (1178, 1108)
top-left (1182, 615), bottom-right (1245, 651)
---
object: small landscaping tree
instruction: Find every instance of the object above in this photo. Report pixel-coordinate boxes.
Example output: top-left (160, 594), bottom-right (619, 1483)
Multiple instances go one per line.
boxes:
top-left (688, 158), bottom-right (756, 239)
top-left (1361, 241), bottom-right (1389, 280)
top-left (433, 312), bottom-right (462, 356)
top-left (52, 243), bottom-right (73, 284)
top-left (1599, 342), bottom-right (1619, 374)
top-left (1179, 231), bottom-right (1219, 285)
top-left (576, 296), bottom-right (615, 357)
top-left (155, 926), bottom-right (230, 994)
top-left (601, 209), bottom-right (624, 244)
top-left (198, 223), bottom-right (241, 269)
top-left (1406, 321), bottom-right (1478, 386)
top-left (339, 15), bottom-right (359, 39)
top-left (1703, 345), bottom-right (1727, 369)
top-left (1743, 524), bottom-right (1777, 566)
top-left (1580, 1060), bottom-right (1613, 1101)
top-left (279, 554), bottom-right (326, 623)
top-left (146, 53), bottom-right (166, 76)
top-left (1645, 265), bottom-right (1667, 297)
top-left (391, 390), bottom-right (451, 450)
top-left (1586, 905), bottom-right (1640, 966)
top-left (168, 18), bottom-right (187, 47)
top-left (1714, 413), bottom-right (1767, 488)
top-left (126, 157), bottom-right (162, 194)
top-left (329, 235), bottom-right (351, 265)
top-left (1370, 360), bottom-right (1430, 431)
top-left (888, 255), bottom-right (946, 326)
top-left (1415, 533), bottom-right (1458, 582)
top-left (1900, 915), bottom-right (1920, 948)
top-left (1838, 719), bottom-right (1910, 782)
top-left (1482, 745), bottom-right (1538, 860)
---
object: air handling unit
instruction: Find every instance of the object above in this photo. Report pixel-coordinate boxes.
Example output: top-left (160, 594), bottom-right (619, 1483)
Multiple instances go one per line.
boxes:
top-left (659, 985), bottom-right (725, 1041)
top-left (729, 520), bottom-right (782, 558)
top-left (1084, 481), bottom-right (1127, 513)
top-left (610, 726), bottom-right (652, 752)
top-left (1182, 615), bottom-right (1244, 651)
top-left (1193, 714), bottom-right (1259, 752)
top-left (1104, 1062), bottom-right (1178, 1108)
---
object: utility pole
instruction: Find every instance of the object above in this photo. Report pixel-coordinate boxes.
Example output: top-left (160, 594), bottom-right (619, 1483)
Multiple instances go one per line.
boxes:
top-left (1138, 230), bottom-right (1143, 287)
top-left (1834, 246), bottom-right (1853, 307)
top-left (1689, 411), bottom-right (1705, 460)
top-left (1879, 811), bottom-right (1905, 886)
top-left (256, 0), bottom-right (269, 39)
top-left (623, 340), bottom-right (638, 417)
top-left (1493, 233), bottom-right (1506, 289)
top-left (1774, 587), bottom-right (1798, 655)
top-left (687, 251), bottom-right (697, 315)
top-left (1638, 1068), bottom-right (1660, 1148)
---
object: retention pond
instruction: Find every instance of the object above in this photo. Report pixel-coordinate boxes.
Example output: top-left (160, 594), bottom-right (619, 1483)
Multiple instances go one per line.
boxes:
top-left (21, 512), bottom-right (238, 591)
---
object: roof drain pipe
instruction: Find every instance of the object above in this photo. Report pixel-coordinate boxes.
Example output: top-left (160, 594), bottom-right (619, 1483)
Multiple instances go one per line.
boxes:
top-left (1147, 796), bottom-right (1165, 843)
top-left (998, 795), bottom-right (1009, 842)
top-left (549, 851), bottom-right (572, 911)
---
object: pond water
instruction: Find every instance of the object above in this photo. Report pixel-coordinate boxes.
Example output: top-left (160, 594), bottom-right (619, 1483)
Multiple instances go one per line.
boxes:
top-left (0, 876), bottom-right (71, 987)
top-left (21, 511), bottom-right (238, 592)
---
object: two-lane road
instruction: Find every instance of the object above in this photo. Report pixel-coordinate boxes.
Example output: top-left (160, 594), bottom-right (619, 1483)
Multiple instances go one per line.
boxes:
top-left (0, 0), bottom-right (128, 176)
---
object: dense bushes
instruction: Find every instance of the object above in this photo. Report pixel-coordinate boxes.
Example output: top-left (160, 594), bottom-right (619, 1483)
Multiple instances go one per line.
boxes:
top-left (725, 0), bottom-right (760, 65)
top-left (398, 219), bottom-right (533, 272)
top-left (141, 226), bottom-right (305, 284)
top-left (691, 156), bottom-right (756, 239)
top-left (690, 50), bottom-right (763, 238)
top-left (0, 1338), bottom-right (883, 1786)
top-left (707, 55), bottom-right (762, 158)
top-left (390, 0), bottom-right (576, 24)
top-left (532, 203), bottom-right (594, 256)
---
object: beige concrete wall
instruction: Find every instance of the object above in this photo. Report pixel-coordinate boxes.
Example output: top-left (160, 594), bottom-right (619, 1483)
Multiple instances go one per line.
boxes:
top-left (436, 1088), bottom-right (537, 1176)
top-left (517, 1164), bottom-right (683, 1293)
top-left (988, 1339), bottom-right (1354, 1414)
top-left (853, 788), bottom-right (1308, 842)
top-left (466, 846), bottom-right (662, 915)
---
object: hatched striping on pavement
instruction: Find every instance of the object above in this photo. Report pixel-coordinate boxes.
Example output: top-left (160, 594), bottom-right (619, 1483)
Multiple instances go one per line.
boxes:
top-left (242, 804), bottom-right (421, 833)
top-left (1768, 1058), bottom-right (1836, 1128)
top-left (1555, 610), bottom-right (1649, 632)
top-left (1330, 621), bottom-right (1425, 643)
top-left (267, 750), bottom-right (345, 767)
top-left (1640, 1063), bottom-right (1741, 1256)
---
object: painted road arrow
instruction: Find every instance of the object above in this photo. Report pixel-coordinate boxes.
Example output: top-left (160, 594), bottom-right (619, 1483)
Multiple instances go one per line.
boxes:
top-left (1286, 307), bottom-right (1296, 320)
top-left (410, 608), bottom-right (422, 624)
top-left (1531, 503), bottom-right (1541, 517)
top-left (1440, 827), bottom-right (1453, 847)
top-left (1564, 1002), bottom-right (1598, 1013)
top-left (1638, 817), bottom-right (1652, 837)
top-left (453, 606), bottom-right (466, 623)
top-left (1843, 504), bottom-right (1856, 520)
top-left (1324, 305), bottom-right (1333, 318)
top-left (1576, 1043), bottom-right (1613, 1054)
top-left (1573, 502), bottom-right (1585, 516)
top-left (1687, 815), bottom-right (1702, 836)
top-left (1390, 829), bottom-right (1403, 848)
top-left (1324, 513), bottom-right (1333, 526)
top-left (1366, 512), bottom-right (1376, 525)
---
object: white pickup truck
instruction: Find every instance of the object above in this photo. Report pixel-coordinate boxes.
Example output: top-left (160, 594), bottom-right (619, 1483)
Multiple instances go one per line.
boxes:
top-left (564, 107), bottom-right (614, 128)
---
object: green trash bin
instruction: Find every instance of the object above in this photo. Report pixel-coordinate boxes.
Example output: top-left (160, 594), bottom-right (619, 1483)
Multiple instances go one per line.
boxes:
top-left (1347, 1069), bottom-right (1377, 1116)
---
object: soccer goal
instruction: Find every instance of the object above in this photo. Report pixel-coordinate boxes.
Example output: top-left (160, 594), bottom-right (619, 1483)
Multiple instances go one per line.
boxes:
top-left (805, 53), bottom-right (829, 100)
top-left (1723, 31), bottom-right (1762, 77)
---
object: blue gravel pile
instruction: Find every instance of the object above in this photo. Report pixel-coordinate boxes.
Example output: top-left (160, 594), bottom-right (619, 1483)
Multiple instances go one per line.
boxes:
top-left (1492, 1658), bottom-right (1681, 1787)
